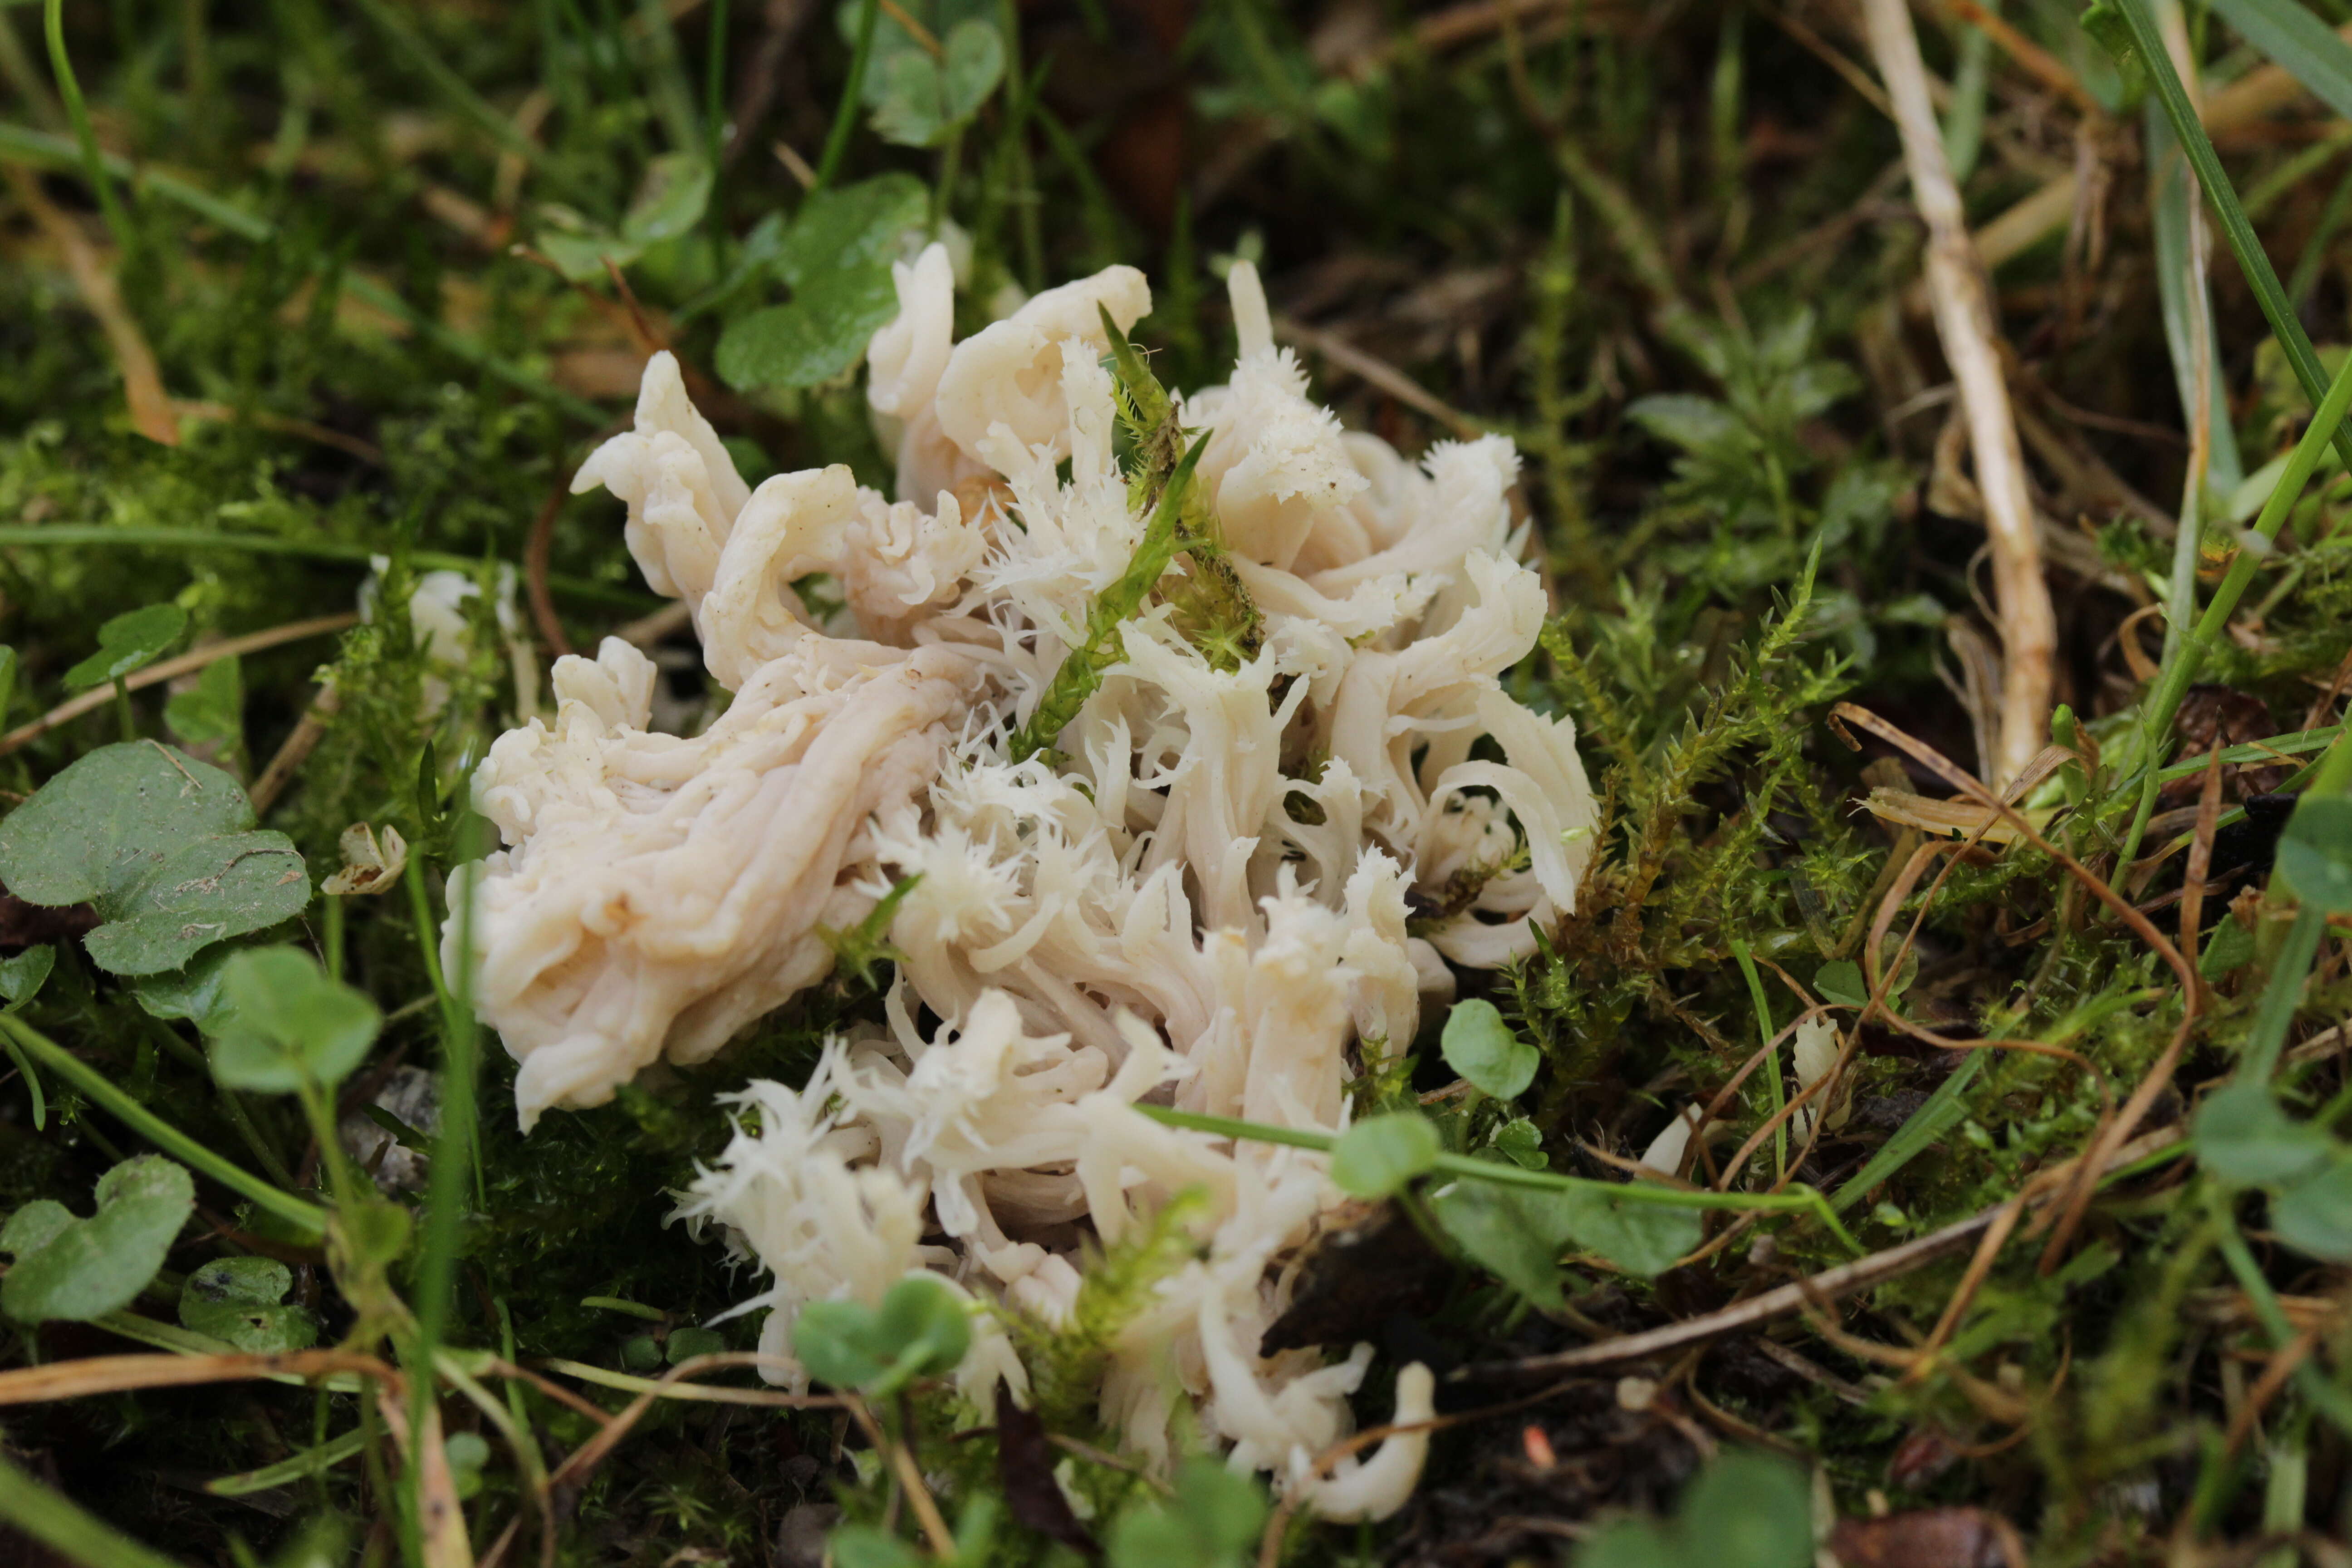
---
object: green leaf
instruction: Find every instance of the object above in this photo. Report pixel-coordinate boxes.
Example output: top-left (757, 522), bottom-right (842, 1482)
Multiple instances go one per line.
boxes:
top-left (64, 604), bottom-right (187, 691)
top-left (855, 11), bottom-right (1004, 148)
top-left (2210, 0), bottom-right (2352, 122)
top-left (177, 1256), bottom-right (318, 1352)
top-left (775, 173), bottom-right (928, 287)
top-left (164, 657), bottom-right (244, 764)
top-left (831, 1527), bottom-right (925, 1568)
top-left (539, 229), bottom-right (640, 282)
top-left (1676, 1450), bottom-right (1813, 1568)
top-left (442, 1431), bottom-right (490, 1500)
top-left (0, 945), bottom-right (54, 1009)
top-left (1106, 1457), bottom-right (1266, 1568)
top-left (2200, 912), bottom-right (2256, 979)
top-left (2195, 1079), bottom-right (2335, 1188)
top-left (131, 943), bottom-right (240, 1035)
top-left (666, 1326), bottom-right (727, 1363)
top-left (715, 265), bottom-right (900, 391)
top-left (1493, 1117), bottom-right (1548, 1170)
top-left (2273, 1160), bottom-right (2352, 1262)
top-left (1428, 1180), bottom-right (1574, 1308)
top-left (1575, 1519), bottom-right (1678, 1568)
top-left (1563, 1186), bottom-right (1704, 1278)
top-left (0, 742), bottom-right (309, 976)
top-left (1812, 959), bottom-right (1868, 1009)
top-left (0, 1156), bottom-right (193, 1323)
top-left (793, 1273), bottom-right (970, 1395)
top-left (2278, 797), bottom-right (2352, 914)
top-left (208, 946), bottom-right (382, 1093)
top-left (1330, 1112), bottom-right (1441, 1198)
top-left (620, 153), bottom-right (713, 245)
top-left (939, 20), bottom-right (1005, 122)
top-left (1441, 999), bottom-right (1539, 1100)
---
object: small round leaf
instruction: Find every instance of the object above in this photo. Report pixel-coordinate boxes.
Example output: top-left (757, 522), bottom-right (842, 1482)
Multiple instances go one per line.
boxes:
top-left (1330, 1112), bottom-right (1441, 1198)
top-left (1441, 999), bottom-right (1539, 1100)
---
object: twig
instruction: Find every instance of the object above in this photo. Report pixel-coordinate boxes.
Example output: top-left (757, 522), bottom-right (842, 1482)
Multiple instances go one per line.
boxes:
top-left (1270, 314), bottom-right (1485, 438)
top-left (0, 613), bottom-right (356, 759)
top-left (1462, 1126), bottom-right (2182, 1382)
top-left (248, 686), bottom-right (341, 816)
top-left (1862, 0), bottom-right (2054, 788)
top-left (524, 480), bottom-right (576, 661)
top-left (0, 1349), bottom-right (397, 1405)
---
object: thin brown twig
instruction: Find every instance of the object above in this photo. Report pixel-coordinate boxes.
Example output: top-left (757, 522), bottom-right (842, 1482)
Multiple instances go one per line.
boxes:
top-left (0, 1348), bottom-right (398, 1405)
top-left (1936, 0), bottom-right (2101, 116)
top-left (524, 478), bottom-right (576, 660)
top-left (2180, 744), bottom-right (2226, 968)
top-left (0, 613), bottom-right (358, 759)
top-left (1861, 0), bottom-right (2055, 788)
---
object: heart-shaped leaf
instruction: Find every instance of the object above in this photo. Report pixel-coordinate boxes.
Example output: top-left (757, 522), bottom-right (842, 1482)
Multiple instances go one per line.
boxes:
top-left (65, 604), bottom-right (188, 691)
top-left (0, 945), bottom-right (54, 1009)
top-left (178, 1256), bottom-right (318, 1352)
top-left (1441, 999), bottom-right (1539, 1100)
top-left (0, 1156), bottom-right (193, 1323)
top-left (1106, 1457), bottom-right (1265, 1568)
top-left (2195, 1079), bottom-right (2335, 1187)
top-left (164, 656), bottom-right (244, 764)
top-left (620, 153), bottom-right (713, 245)
top-left (774, 174), bottom-right (927, 287)
top-left (2273, 1160), bottom-right (2352, 1262)
top-left (209, 946), bottom-right (382, 1093)
top-left (716, 265), bottom-right (900, 391)
top-left (0, 742), bottom-right (309, 976)
top-left (792, 1273), bottom-right (970, 1395)
top-left (1330, 1111), bottom-right (1442, 1198)
top-left (2278, 796), bottom-right (2352, 914)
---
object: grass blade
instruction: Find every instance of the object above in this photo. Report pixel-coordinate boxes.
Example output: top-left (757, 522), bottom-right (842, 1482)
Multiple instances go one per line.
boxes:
top-left (2116, 0), bottom-right (2352, 471)
top-left (0, 1450), bottom-right (190, 1568)
top-left (2210, 0), bottom-right (2352, 121)
top-left (1833, 1053), bottom-right (1984, 1211)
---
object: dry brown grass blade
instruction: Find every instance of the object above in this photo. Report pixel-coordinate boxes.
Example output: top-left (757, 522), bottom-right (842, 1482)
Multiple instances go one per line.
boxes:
top-left (1905, 1195), bottom-right (2028, 1382)
top-left (0, 1348), bottom-right (397, 1405)
top-left (376, 1381), bottom-right (475, 1568)
top-left (524, 479), bottom-right (577, 661)
top-left (1272, 314), bottom-right (1485, 438)
top-left (1937, 0), bottom-right (2100, 115)
top-left (5, 165), bottom-right (178, 445)
top-left (1861, 0), bottom-right (2055, 788)
top-left (0, 613), bottom-right (358, 760)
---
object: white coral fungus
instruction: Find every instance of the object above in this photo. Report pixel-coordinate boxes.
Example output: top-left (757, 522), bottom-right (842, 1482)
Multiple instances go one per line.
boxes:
top-left (448, 254), bottom-right (1595, 1519)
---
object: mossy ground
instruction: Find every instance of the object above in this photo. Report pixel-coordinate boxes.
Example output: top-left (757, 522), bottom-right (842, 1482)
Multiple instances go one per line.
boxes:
top-left (1, 1), bottom-right (2350, 1564)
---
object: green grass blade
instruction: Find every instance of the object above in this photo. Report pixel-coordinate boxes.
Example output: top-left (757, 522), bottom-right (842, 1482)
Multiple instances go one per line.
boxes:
top-left (2146, 104), bottom-right (2244, 499)
top-left (0, 1451), bottom-right (191, 1568)
top-left (207, 1431), bottom-right (368, 1497)
top-left (2210, 0), bottom-right (2352, 121)
top-left (1833, 1052), bottom-right (1983, 1211)
top-left (2117, 0), bottom-right (2352, 472)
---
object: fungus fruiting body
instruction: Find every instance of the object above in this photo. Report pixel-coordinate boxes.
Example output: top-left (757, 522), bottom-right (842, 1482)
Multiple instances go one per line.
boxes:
top-left (449, 257), bottom-right (1596, 1517)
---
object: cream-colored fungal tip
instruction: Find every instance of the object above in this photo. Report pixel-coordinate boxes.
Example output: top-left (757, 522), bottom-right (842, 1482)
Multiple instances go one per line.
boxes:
top-left (452, 253), bottom-right (1599, 1511)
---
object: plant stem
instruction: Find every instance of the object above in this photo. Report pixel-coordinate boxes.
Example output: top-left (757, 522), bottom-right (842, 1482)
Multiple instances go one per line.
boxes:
top-left (1728, 936), bottom-right (1785, 1180)
top-left (2209, 1187), bottom-right (2352, 1437)
top-left (0, 1449), bottom-right (188, 1568)
top-left (813, 0), bottom-right (879, 193)
top-left (2117, 0), bottom-right (2352, 474)
top-left (2111, 345), bottom-right (2352, 868)
top-left (111, 676), bottom-right (133, 741)
top-left (1139, 1105), bottom-right (1863, 1253)
top-left (0, 1014), bottom-right (325, 1235)
top-left (43, 0), bottom-right (134, 256)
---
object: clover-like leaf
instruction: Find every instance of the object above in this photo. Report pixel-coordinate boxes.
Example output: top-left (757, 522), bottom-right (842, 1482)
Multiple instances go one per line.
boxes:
top-left (1428, 1180), bottom-right (1575, 1308)
top-left (0, 945), bottom-right (54, 1009)
top-left (2195, 1079), bottom-right (2335, 1188)
top-left (1492, 1117), bottom-right (1548, 1171)
top-left (0, 1156), bottom-right (193, 1323)
top-left (2273, 1160), bottom-right (2352, 1262)
top-left (620, 153), bottom-right (713, 246)
top-left (209, 946), bottom-right (382, 1093)
top-left (164, 656), bottom-right (244, 765)
top-left (1441, 999), bottom-right (1539, 1100)
top-left (774, 174), bottom-right (928, 287)
top-left (64, 604), bottom-right (187, 691)
top-left (793, 1273), bottom-right (970, 1396)
top-left (0, 742), bottom-right (309, 976)
top-left (1330, 1111), bottom-right (1441, 1198)
top-left (132, 941), bottom-right (241, 1035)
top-left (2278, 796), bottom-right (2352, 914)
top-left (1106, 1457), bottom-right (1265, 1568)
top-left (178, 1256), bottom-right (318, 1352)
top-left (716, 265), bottom-right (901, 391)
top-left (1812, 959), bottom-right (1869, 1009)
